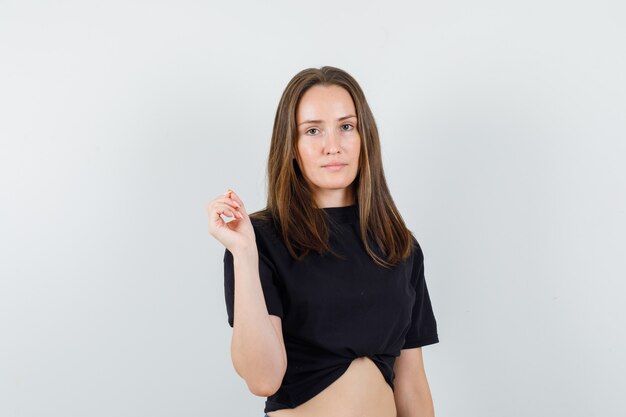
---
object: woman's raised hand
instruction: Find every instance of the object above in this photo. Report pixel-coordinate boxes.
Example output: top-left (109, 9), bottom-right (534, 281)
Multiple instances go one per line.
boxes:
top-left (207, 189), bottom-right (256, 254)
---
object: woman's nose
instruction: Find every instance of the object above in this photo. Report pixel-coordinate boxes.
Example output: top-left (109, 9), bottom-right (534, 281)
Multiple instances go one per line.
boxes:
top-left (325, 130), bottom-right (340, 153)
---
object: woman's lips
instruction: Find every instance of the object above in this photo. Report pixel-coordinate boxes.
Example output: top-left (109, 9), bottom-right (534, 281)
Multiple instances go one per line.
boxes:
top-left (322, 163), bottom-right (347, 171)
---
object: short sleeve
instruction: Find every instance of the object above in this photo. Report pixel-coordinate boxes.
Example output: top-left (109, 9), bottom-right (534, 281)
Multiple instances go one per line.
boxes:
top-left (223, 247), bottom-right (284, 328)
top-left (402, 239), bottom-right (439, 349)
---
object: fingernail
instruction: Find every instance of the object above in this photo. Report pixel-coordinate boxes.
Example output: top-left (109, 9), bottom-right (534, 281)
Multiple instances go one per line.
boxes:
top-left (233, 201), bottom-right (241, 208)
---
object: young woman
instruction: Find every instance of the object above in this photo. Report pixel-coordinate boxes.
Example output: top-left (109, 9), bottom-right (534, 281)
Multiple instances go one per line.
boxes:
top-left (207, 66), bottom-right (440, 417)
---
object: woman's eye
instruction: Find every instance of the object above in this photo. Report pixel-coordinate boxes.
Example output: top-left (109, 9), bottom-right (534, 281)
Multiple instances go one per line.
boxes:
top-left (306, 128), bottom-right (319, 135)
top-left (341, 124), bottom-right (354, 131)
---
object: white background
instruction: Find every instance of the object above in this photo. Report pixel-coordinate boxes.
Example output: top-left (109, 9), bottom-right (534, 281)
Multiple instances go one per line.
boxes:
top-left (1, 1), bottom-right (625, 416)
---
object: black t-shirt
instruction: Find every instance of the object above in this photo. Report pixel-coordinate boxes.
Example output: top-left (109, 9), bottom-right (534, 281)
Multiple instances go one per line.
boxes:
top-left (223, 203), bottom-right (439, 413)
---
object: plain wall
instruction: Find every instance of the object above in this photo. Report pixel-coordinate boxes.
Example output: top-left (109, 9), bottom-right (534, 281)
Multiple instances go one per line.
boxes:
top-left (1, 1), bottom-right (625, 416)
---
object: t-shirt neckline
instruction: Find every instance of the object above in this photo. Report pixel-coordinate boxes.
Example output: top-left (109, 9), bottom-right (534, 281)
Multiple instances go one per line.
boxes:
top-left (318, 203), bottom-right (358, 223)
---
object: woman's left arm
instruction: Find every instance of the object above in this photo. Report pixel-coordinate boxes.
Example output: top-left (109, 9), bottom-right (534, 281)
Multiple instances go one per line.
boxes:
top-left (393, 347), bottom-right (435, 417)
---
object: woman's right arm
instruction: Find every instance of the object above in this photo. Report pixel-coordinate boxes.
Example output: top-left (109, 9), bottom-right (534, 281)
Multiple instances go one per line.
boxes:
top-left (207, 189), bottom-right (287, 396)
top-left (229, 244), bottom-right (287, 396)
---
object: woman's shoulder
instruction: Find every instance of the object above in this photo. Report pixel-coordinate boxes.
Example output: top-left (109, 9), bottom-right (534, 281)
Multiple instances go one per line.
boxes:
top-left (249, 209), bottom-right (283, 245)
top-left (248, 209), bottom-right (292, 267)
top-left (249, 208), bottom-right (274, 231)
top-left (405, 232), bottom-right (424, 264)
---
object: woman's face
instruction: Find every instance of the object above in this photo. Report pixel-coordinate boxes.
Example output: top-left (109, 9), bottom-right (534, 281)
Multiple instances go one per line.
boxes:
top-left (295, 84), bottom-right (361, 205)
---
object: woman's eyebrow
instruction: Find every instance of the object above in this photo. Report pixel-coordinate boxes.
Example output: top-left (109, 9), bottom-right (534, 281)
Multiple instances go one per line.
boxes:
top-left (298, 115), bottom-right (357, 126)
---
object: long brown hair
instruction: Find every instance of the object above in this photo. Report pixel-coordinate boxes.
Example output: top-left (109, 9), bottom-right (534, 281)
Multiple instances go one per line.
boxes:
top-left (250, 66), bottom-right (415, 268)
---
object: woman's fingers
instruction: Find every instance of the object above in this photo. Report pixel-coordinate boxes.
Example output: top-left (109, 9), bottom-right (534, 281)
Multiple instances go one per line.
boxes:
top-left (215, 202), bottom-right (243, 219)
top-left (215, 196), bottom-right (241, 210)
top-left (207, 199), bottom-right (240, 225)
top-left (225, 189), bottom-right (245, 210)
top-left (223, 189), bottom-right (247, 218)
top-left (213, 197), bottom-right (244, 219)
top-left (207, 189), bottom-right (246, 224)
top-left (216, 206), bottom-right (237, 219)
top-left (207, 189), bottom-right (252, 245)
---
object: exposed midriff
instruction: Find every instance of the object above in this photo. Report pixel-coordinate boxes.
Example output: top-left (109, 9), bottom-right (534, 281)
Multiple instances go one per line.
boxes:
top-left (266, 356), bottom-right (396, 417)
